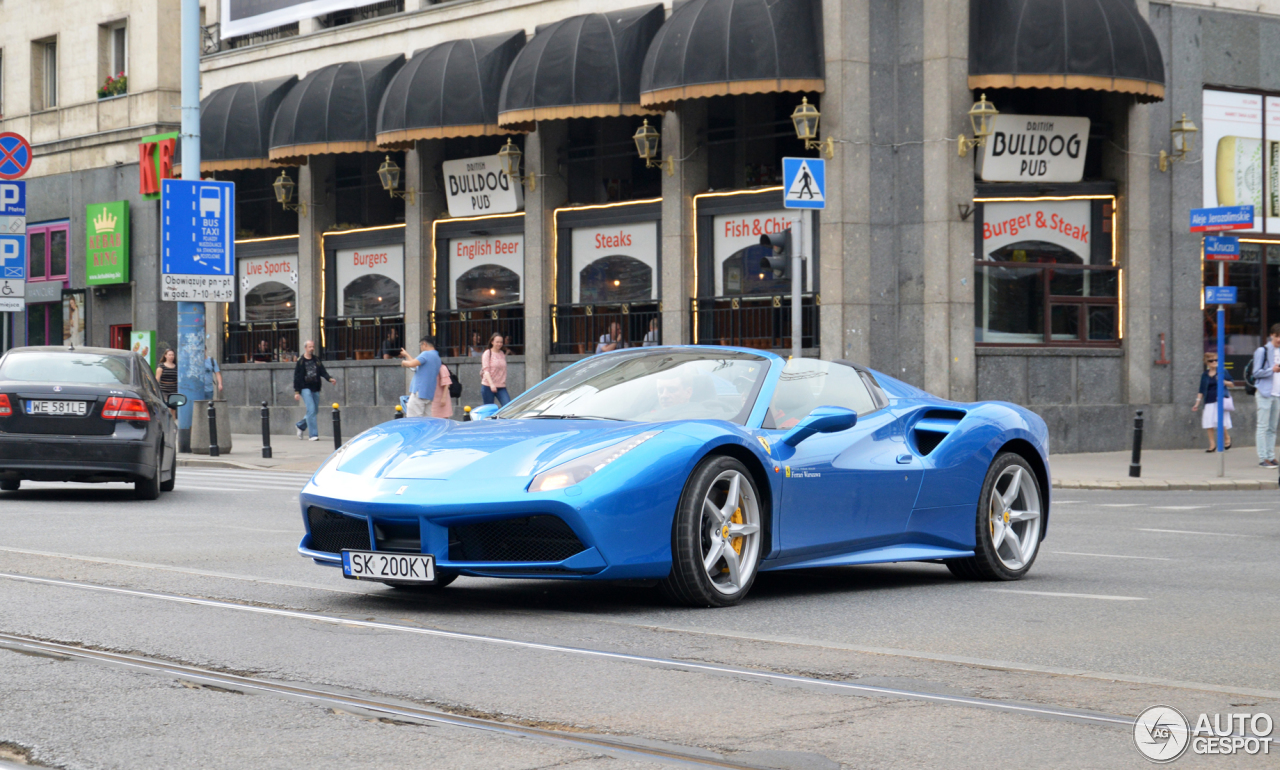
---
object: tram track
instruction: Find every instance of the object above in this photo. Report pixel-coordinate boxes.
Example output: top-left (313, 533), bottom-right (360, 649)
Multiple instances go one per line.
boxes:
top-left (0, 571), bottom-right (1136, 731)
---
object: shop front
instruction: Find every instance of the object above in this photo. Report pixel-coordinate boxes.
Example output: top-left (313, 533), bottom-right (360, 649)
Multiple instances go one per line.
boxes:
top-left (225, 236), bottom-right (299, 363)
top-left (432, 214), bottom-right (525, 357)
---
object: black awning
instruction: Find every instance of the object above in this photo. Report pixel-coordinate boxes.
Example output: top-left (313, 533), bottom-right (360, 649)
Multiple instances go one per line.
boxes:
top-left (195, 76), bottom-right (298, 171)
top-left (376, 30), bottom-right (525, 148)
top-left (497, 4), bottom-right (664, 131)
top-left (269, 55), bottom-right (405, 165)
top-left (969, 0), bottom-right (1165, 102)
top-left (639, 0), bottom-right (824, 110)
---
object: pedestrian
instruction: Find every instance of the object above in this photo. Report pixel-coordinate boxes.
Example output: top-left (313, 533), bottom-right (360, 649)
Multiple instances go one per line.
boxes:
top-left (642, 317), bottom-right (660, 346)
top-left (293, 340), bottom-right (336, 441)
top-left (596, 321), bottom-right (625, 354)
top-left (467, 331), bottom-right (484, 357)
top-left (253, 339), bottom-right (273, 363)
top-left (398, 336), bottom-right (442, 417)
top-left (379, 327), bottom-right (401, 360)
top-left (1252, 324), bottom-right (1280, 467)
top-left (202, 355), bottom-right (223, 401)
top-left (481, 333), bottom-right (510, 406)
top-left (276, 336), bottom-right (295, 363)
top-left (156, 349), bottom-right (178, 418)
top-left (1192, 351), bottom-right (1233, 452)
top-left (432, 363), bottom-right (454, 419)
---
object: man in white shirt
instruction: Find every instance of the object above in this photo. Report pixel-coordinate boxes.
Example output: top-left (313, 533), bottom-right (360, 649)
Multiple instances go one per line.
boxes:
top-left (1252, 324), bottom-right (1280, 467)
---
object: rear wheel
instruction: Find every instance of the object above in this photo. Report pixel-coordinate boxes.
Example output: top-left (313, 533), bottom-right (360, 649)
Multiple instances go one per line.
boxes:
top-left (0, 479), bottom-right (19, 491)
top-left (946, 453), bottom-right (1043, 581)
top-left (134, 448), bottom-right (162, 500)
top-left (160, 446), bottom-right (176, 492)
top-left (660, 456), bottom-right (763, 607)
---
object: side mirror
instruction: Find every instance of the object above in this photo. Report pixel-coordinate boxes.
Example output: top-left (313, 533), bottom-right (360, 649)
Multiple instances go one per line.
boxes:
top-left (470, 404), bottom-right (500, 421)
top-left (781, 406), bottom-right (857, 446)
top-left (166, 393), bottom-right (188, 408)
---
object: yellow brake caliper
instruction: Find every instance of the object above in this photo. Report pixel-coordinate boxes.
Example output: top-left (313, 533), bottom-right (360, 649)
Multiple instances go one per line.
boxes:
top-left (720, 498), bottom-right (745, 574)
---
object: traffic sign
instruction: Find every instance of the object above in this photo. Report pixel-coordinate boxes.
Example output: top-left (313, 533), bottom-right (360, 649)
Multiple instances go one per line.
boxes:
top-left (783, 157), bottom-right (825, 209)
top-left (0, 181), bottom-right (25, 216)
top-left (1190, 205), bottom-right (1254, 232)
top-left (0, 232), bottom-right (25, 312)
top-left (0, 134), bottom-right (32, 180)
top-left (1205, 286), bottom-right (1238, 304)
top-left (161, 179), bottom-right (235, 301)
top-left (1204, 235), bottom-right (1240, 260)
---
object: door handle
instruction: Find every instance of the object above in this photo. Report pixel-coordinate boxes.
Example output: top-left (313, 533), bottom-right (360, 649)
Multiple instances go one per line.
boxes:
top-left (896, 454), bottom-right (913, 464)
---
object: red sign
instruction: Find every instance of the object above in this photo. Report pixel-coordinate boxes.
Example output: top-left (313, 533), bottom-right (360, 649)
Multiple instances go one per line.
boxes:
top-left (138, 137), bottom-right (176, 196)
top-left (0, 133), bottom-right (33, 180)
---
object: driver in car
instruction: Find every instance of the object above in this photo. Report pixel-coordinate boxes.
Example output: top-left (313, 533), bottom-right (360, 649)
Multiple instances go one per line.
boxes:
top-left (657, 373), bottom-right (693, 410)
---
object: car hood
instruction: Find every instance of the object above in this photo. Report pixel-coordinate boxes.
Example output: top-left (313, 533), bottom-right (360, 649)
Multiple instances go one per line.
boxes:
top-left (325, 418), bottom-right (656, 481)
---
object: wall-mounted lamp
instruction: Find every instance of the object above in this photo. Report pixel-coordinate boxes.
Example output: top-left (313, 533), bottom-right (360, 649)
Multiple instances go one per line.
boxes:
top-left (957, 93), bottom-right (999, 157)
top-left (790, 97), bottom-right (834, 159)
top-left (632, 120), bottom-right (674, 175)
top-left (272, 170), bottom-right (306, 216)
top-left (1159, 113), bottom-right (1198, 172)
top-left (377, 155), bottom-right (416, 205)
top-left (498, 138), bottom-right (536, 192)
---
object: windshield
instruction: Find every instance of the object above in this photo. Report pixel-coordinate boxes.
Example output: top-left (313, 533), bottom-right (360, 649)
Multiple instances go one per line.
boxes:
top-left (0, 352), bottom-right (133, 385)
top-left (501, 349), bottom-right (770, 424)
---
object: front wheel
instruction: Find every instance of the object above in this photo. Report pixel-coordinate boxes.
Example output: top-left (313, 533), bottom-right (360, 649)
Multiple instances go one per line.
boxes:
top-left (661, 456), bottom-right (764, 607)
top-left (947, 452), bottom-right (1043, 581)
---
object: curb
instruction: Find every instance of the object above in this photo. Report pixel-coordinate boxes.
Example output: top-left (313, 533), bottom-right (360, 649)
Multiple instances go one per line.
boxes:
top-left (177, 458), bottom-right (320, 473)
top-left (1055, 479), bottom-right (1280, 491)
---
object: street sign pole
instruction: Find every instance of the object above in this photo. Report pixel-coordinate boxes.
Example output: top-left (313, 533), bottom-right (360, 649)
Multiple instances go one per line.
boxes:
top-left (1217, 262), bottom-right (1225, 478)
top-left (792, 212), bottom-right (804, 360)
top-left (176, 0), bottom-right (204, 450)
top-left (782, 158), bottom-right (825, 360)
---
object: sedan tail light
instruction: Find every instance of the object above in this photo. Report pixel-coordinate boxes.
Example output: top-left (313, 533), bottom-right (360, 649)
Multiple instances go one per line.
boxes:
top-left (0, 394), bottom-right (10, 417)
top-left (103, 397), bottom-right (150, 421)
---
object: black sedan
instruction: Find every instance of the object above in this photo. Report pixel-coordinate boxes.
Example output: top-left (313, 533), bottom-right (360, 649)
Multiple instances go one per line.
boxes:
top-left (0, 346), bottom-right (187, 499)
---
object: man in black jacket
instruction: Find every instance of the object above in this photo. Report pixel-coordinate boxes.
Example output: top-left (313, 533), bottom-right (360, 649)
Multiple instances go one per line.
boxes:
top-left (293, 340), bottom-right (336, 441)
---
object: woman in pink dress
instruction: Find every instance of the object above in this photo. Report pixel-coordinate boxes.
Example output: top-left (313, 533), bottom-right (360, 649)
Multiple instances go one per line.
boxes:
top-left (481, 333), bottom-right (510, 406)
top-left (431, 364), bottom-right (454, 419)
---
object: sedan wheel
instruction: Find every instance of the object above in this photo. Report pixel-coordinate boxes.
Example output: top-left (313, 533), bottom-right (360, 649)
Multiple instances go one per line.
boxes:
top-left (947, 452), bottom-right (1042, 580)
top-left (661, 456), bottom-right (763, 607)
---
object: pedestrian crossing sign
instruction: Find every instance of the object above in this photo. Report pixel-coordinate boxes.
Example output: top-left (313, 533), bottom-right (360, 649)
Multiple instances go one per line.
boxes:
top-left (783, 157), bottom-right (825, 209)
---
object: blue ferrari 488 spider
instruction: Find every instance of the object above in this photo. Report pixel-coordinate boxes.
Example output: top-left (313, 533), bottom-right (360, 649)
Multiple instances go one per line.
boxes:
top-left (298, 346), bottom-right (1050, 606)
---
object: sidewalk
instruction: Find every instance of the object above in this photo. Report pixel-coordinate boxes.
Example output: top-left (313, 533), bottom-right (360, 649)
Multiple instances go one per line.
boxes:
top-left (1051, 447), bottom-right (1280, 491)
top-left (178, 433), bottom-right (337, 473)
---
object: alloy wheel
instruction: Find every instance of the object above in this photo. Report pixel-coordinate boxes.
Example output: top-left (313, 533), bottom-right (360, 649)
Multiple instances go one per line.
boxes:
top-left (987, 465), bottom-right (1042, 571)
top-left (699, 469), bottom-right (762, 595)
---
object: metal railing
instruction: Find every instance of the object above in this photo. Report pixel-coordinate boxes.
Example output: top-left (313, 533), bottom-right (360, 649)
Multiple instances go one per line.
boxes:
top-left (320, 315), bottom-right (405, 361)
top-left (690, 294), bottom-right (819, 350)
top-left (222, 320), bottom-right (299, 364)
top-left (550, 302), bottom-right (662, 355)
top-left (429, 306), bottom-right (525, 357)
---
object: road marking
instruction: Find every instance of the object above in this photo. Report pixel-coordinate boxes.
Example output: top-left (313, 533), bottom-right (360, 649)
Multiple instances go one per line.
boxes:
top-left (1049, 551), bottom-right (1172, 561)
top-left (1223, 509), bottom-right (1271, 512)
top-left (1098, 504), bottom-right (1144, 508)
top-left (1150, 506), bottom-right (1208, 511)
top-left (182, 469), bottom-right (313, 482)
top-left (986, 589), bottom-right (1147, 601)
top-left (0, 546), bottom-right (370, 595)
top-left (175, 485), bottom-right (274, 493)
top-left (1050, 500), bottom-right (1083, 504)
top-left (1135, 528), bottom-right (1250, 537)
top-left (209, 524), bottom-right (298, 535)
top-left (0, 572), bottom-right (1137, 729)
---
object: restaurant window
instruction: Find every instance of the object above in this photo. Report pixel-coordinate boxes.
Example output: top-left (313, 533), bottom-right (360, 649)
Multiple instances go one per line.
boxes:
top-left (321, 228), bottom-right (405, 360)
top-left (705, 93), bottom-right (812, 191)
top-left (219, 168), bottom-right (299, 239)
top-left (974, 197), bottom-right (1118, 346)
top-left (334, 152), bottom-right (404, 228)
top-left (432, 214), bottom-right (525, 356)
top-left (223, 244), bottom-right (300, 364)
top-left (566, 117), bottom-right (664, 204)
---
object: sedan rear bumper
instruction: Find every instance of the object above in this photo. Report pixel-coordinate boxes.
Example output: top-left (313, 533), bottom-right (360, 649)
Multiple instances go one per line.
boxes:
top-left (0, 435), bottom-right (157, 482)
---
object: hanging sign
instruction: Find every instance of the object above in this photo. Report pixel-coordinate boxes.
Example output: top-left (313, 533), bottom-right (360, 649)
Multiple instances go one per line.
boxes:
top-left (139, 132), bottom-right (179, 199)
top-left (980, 115), bottom-right (1090, 183)
top-left (442, 155), bottom-right (524, 217)
top-left (86, 201), bottom-right (130, 285)
top-left (1205, 286), bottom-right (1238, 304)
top-left (981, 200), bottom-right (1091, 260)
top-left (1203, 235), bottom-right (1241, 261)
top-left (1190, 205), bottom-right (1254, 232)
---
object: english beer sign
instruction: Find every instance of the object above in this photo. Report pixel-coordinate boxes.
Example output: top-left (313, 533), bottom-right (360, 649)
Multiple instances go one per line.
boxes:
top-left (442, 155), bottom-right (523, 218)
top-left (980, 115), bottom-right (1090, 183)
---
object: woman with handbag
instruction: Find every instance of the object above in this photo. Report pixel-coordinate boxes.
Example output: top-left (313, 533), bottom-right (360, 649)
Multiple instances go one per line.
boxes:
top-left (1193, 352), bottom-right (1233, 451)
top-left (481, 333), bottom-right (511, 406)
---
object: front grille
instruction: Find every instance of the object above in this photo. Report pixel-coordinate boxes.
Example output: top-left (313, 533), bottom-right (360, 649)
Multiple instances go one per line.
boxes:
top-left (307, 507), bottom-right (371, 553)
top-left (449, 515), bottom-right (586, 563)
top-left (374, 519), bottom-right (421, 553)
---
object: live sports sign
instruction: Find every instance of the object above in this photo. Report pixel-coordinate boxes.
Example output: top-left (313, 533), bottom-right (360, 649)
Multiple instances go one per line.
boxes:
top-left (138, 132), bottom-right (179, 198)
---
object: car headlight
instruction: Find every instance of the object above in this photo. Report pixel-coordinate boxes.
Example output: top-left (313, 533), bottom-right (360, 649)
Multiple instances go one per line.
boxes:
top-left (528, 431), bottom-right (661, 492)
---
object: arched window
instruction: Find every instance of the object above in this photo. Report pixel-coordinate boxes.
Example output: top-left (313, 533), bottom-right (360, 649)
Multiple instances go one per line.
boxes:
top-left (342, 274), bottom-right (401, 316)
top-left (456, 264), bottom-right (520, 308)
top-left (244, 281), bottom-right (296, 321)
top-left (579, 255), bottom-right (652, 302)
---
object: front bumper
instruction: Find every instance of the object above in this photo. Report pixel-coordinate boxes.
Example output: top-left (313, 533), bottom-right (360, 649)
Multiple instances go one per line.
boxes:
top-left (0, 434), bottom-right (157, 482)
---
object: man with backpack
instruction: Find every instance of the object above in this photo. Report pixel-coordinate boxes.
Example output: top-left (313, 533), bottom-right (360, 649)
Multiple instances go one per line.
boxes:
top-left (398, 336), bottom-right (442, 418)
top-left (1251, 324), bottom-right (1280, 467)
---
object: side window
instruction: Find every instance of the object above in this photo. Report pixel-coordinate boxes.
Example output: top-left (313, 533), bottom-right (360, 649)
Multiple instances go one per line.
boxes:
top-left (764, 359), bottom-right (878, 429)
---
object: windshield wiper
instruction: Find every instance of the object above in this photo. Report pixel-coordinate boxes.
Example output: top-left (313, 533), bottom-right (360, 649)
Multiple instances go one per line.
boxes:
top-left (522, 414), bottom-right (625, 421)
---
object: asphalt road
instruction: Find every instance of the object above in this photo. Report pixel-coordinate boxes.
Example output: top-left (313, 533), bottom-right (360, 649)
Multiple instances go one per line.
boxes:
top-left (0, 470), bottom-right (1276, 769)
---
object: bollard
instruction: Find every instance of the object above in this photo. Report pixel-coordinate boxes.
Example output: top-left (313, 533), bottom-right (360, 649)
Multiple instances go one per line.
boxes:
top-left (261, 401), bottom-right (272, 459)
top-left (464, 405), bottom-right (472, 422)
top-left (394, 404), bottom-right (404, 419)
top-left (332, 403), bottom-right (342, 450)
top-left (207, 401), bottom-right (220, 457)
top-left (1129, 409), bottom-right (1144, 478)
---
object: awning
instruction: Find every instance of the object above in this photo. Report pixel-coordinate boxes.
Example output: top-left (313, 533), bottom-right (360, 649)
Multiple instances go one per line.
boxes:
top-left (191, 76), bottom-right (298, 172)
top-left (969, 0), bottom-right (1165, 102)
top-left (377, 31), bottom-right (526, 148)
top-left (269, 55), bottom-right (405, 165)
top-left (639, 0), bottom-right (824, 110)
top-left (497, 4), bottom-right (665, 131)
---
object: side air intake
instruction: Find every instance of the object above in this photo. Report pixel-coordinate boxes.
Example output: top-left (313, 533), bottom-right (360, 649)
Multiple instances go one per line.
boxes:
top-left (911, 409), bottom-right (966, 456)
